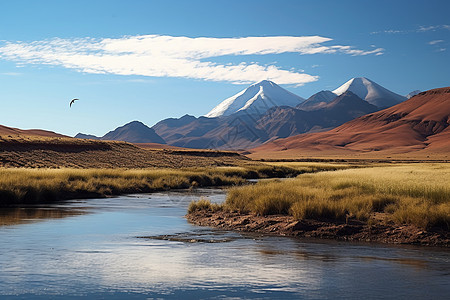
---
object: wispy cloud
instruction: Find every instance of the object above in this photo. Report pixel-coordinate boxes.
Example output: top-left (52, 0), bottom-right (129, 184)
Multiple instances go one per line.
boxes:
top-left (429, 40), bottom-right (444, 45)
top-left (418, 25), bottom-right (450, 32)
top-left (371, 29), bottom-right (406, 34)
top-left (371, 24), bottom-right (450, 35)
top-left (0, 35), bottom-right (383, 85)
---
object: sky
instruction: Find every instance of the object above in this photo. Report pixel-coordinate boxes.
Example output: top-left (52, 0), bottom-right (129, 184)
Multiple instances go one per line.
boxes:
top-left (0, 0), bottom-right (449, 136)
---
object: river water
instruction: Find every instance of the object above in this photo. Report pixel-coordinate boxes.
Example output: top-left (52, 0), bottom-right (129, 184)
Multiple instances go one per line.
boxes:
top-left (0, 188), bottom-right (448, 299)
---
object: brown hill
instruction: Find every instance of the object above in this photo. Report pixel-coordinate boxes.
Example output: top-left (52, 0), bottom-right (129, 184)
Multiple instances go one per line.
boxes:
top-left (0, 125), bottom-right (67, 138)
top-left (249, 87), bottom-right (450, 160)
top-left (0, 136), bottom-right (246, 168)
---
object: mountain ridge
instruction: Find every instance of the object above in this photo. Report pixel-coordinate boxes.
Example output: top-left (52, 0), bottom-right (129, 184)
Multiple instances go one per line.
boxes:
top-left (249, 87), bottom-right (450, 159)
top-left (152, 91), bottom-right (379, 149)
top-left (205, 80), bottom-right (305, 118)
top-left (75, 77), bottom-right (412, 150)
top-left (332, 77), bottom-right (406, 108)
top-left (297, 90), bottom-right (337, 111)
top-left (76, 121), bottom-right (166, 144)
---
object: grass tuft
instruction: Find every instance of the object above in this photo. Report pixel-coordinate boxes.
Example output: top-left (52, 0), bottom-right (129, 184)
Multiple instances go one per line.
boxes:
top-left (188, 198), bottom-right (222, 214)
top-left (222, 164), bottom-right (450, 229)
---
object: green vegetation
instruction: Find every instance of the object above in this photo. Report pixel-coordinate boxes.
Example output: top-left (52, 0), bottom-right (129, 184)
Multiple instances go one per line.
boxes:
top-left (0, 163), bottom-right (341, 206)
top-left (192, 164), bottom-right (450, 230)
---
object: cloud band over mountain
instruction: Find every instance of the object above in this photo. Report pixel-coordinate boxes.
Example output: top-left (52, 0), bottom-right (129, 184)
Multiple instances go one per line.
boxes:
top-left (0, 35), bottom-right (383, 85)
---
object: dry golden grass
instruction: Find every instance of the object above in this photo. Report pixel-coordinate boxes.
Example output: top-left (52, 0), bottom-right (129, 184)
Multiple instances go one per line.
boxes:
top-left (188, 197), bottom-right (222, 214)
top-left (222, 164), bottom-right (450, 229)
top-left (0, 167), bottom-right (242, 205)
top-left (0, 163), bottom-right (329, 206)
top-left (261, 161), bottom-right (360, 172)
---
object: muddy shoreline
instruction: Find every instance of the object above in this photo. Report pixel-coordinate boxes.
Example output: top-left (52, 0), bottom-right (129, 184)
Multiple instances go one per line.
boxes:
top-left (187, 210), bottom-right (449, 247)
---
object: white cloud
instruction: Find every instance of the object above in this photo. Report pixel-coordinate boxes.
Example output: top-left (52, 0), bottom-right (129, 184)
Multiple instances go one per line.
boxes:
top-left (0, 35), bottom-right (383, 85)
top-left (372, 25), bottom-right (450, 35)
top-left (418, 25), bottom-right (450, 32)
top-left (429, 39), bottom-right (444, 45)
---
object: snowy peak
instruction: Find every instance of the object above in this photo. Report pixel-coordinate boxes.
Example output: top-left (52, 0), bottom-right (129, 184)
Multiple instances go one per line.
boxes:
top-left (333, 77), bottom-right (372, 98)
top-left (332, 77), bottom-right (406, 108)
top-left (205, 80), bottom-right (305, 118)
top-left (406, 90), bottom-right (421, 99)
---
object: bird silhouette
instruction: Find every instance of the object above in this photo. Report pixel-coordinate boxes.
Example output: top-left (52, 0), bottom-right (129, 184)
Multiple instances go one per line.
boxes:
top-left (69, 98), bottom-right (79, 107)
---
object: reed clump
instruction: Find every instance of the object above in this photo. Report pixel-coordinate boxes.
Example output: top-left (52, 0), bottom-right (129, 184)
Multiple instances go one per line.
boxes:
top-left (222, 164), bottom-right (450, 229)
top-left (188, 198), bottom-right (222, 214)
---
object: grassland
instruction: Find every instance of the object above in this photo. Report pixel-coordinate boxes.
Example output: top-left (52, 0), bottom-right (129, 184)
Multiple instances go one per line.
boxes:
top-left (189, 163), bottom-right (450, 230)
top-left (0, 163), bottom-right (345, 206)
top-left (0, 134), bottom-right (361, 206)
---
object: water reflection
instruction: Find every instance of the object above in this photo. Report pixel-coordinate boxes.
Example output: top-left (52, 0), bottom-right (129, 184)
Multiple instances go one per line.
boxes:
top-left (357, 255), bottom-right (429, 270)
top-left (0, 189), bottom-right (449, 299)
top-left (0, 206), bottom-right (88, 226)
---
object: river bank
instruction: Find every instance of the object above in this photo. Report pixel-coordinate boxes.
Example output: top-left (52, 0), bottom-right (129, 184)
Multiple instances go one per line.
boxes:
top-left (187, 210), bottom-right (449, 247)
top-left (187, 164), bottom-right (449, 247)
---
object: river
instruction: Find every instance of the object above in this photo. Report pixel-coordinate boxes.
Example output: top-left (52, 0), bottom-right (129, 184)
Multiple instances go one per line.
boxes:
top-left (0, 188), bottom-right (448, 299)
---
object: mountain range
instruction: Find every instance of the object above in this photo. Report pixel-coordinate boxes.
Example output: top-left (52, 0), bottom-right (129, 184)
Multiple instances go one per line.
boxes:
top-left (74, 77), bottom-right (410, 149)
top-left (75, 121), bottom-right (165, 144)
top-left (249, 87), bottom-right (450, 159)
top-left (151, 77), bottom-right (405, 149)
top-left (1, 77), bottom-right (448, 159)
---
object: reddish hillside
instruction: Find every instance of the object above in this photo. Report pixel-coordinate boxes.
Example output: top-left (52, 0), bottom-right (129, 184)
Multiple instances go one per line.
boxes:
top-left (0, 125), bottom-right (67, 138)
top-left (249, 87), bottom-right (450, 160)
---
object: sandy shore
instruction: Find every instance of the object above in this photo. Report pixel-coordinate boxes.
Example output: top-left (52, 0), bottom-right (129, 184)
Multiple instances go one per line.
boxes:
top-left (187, 210), bottom-right (449, 247)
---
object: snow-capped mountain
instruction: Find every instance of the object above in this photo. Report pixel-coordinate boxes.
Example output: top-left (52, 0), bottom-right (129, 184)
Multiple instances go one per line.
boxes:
top-left (406, 90), bottom-right (421, 99)
top-left (205, 80), bottom-right (305, 118)
top-left (332, 77), bottom-right (406, 108)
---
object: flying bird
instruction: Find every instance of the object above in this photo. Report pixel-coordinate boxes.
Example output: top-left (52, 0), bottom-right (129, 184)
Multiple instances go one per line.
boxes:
top-left (69, 98), bottom-right (79, 107)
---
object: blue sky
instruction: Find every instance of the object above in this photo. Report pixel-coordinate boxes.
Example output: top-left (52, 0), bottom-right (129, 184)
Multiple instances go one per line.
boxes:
top-left (0, 0), bottom-right (449, 136)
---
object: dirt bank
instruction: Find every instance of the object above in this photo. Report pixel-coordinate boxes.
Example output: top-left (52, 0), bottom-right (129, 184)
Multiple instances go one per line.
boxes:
top-left (187, 210), bottom-right (449, 247)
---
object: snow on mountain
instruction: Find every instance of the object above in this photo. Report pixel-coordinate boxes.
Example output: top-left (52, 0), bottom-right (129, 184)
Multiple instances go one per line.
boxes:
top-left (205, 80), bottom-right (305, 118)
top-left (332, 77), bottom-right (406, 108)
top-left (406, 90), bottom-right (421, 99)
